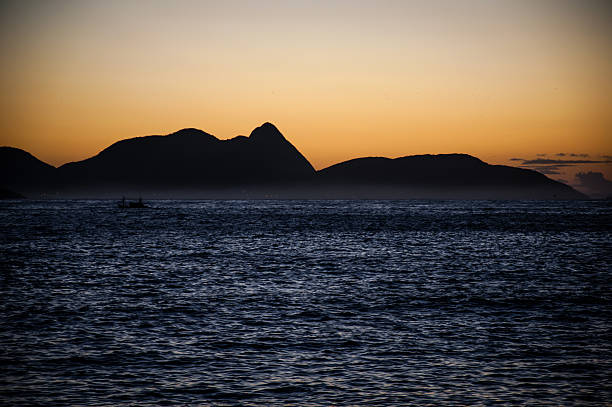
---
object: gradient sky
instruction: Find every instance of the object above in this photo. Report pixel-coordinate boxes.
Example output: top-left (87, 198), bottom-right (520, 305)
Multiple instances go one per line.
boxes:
top-left (1, 0), bottom-right (611, 188)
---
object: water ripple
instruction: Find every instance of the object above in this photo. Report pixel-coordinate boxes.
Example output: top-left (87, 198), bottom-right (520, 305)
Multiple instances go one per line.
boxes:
top-left (1, 199), bottom-right (610, 405)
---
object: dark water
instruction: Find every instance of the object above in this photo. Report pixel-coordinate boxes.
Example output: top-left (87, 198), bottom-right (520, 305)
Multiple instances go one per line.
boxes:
top-left (1, 199), bottom-right (611, 406)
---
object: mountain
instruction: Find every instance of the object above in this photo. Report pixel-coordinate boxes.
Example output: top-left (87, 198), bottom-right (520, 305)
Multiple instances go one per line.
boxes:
top-left (316, 154), bottom-right (586, 199)
top-left (56, 122), bottom-right (315, 190)
top-left (0, 147), bottom-right (56, 196)
top-left (1, 124), bottom-right (587, 199)
top-left (0, 187), bottom-right (25, 199)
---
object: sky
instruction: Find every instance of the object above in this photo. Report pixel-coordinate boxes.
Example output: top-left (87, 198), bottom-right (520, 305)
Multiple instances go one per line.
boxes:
top-left (1, 0), bottom-right (611, 193)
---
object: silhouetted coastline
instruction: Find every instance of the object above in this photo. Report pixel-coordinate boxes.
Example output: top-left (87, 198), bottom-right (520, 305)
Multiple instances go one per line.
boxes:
top-left (0, 187), bottom-right (25, 199)
top-left (1, 123), bottom-right (587, 200)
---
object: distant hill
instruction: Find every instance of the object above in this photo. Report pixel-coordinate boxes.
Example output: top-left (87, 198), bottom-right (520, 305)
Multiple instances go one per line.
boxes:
top-left (1, 124), bottom-right (587, 199)
top-left (0, 187), bottom-right (25, 199)
top-left (316, 154), bottom-right (586, 199)
top-left (57, 123), bottom-right (315, 189)
top-left (0, 147), bottom-right (56, 196)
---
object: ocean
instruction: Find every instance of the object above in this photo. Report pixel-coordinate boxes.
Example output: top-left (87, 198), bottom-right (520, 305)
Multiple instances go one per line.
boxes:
top-left (1, 199), bottom-right (610, 405)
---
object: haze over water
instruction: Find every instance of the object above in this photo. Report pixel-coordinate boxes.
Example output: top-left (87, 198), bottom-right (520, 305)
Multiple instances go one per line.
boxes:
top-left (1, 199), bottom-right (610, 405)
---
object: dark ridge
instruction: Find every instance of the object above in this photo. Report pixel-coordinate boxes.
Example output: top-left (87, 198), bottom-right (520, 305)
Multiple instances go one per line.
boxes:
top-left (0, 147), bottom-right (56, 191)
top-left (1, 125), bottom-right (587, 199)
top-left (317, 153), bottom-right (586, 199)
top-left (55, 123), bottom-right (315, 188)
top-left (168, 127), bottom-right (217, 138)
top-left (248, 122), bottom-right (287, 143)
top-left (0, 187), bottom-right (25, 199)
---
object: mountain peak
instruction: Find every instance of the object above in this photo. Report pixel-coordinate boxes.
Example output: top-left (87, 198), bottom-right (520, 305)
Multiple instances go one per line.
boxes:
top-left (0, 146), bottom-right (55, 169)
top-left (168, 128), bottom-right (217, 139)
top-left (249, 122), bottom-right (286, 143)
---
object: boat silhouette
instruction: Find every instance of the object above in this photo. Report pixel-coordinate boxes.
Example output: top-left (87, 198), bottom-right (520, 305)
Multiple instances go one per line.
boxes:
top-left (118, 197), bottom-right (147, 208)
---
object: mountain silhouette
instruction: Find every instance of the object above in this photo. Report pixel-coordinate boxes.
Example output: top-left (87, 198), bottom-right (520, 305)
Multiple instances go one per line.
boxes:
top-left (0, 187), bottom-right (25, 199)
top-left (56, 122), bottom-right (315, 189)
top-left (1, 123), bottom-right (587, 199)
top-left (0, 147), bottom-right (56, 195)
top-left (317, 154), bottom-right (585, 199)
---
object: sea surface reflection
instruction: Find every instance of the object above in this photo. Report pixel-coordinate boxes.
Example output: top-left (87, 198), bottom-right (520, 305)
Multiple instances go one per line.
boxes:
top-left (1, 199), bottom-right (610, 405)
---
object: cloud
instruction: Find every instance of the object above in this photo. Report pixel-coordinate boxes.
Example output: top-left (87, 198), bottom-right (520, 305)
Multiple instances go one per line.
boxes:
top-left (555, 179), bottom-right (568, 184)
top-left (536, 154), bottom-right (547, 157)
top-left (519, 165), bottom-right (565, 174)
top-left (554, 152), bottom-right (588, 157)
top-left (521, 159), bottom-right (611, 165)
top-left (510, 155), bottom-right (612, 181)
top-left (575, 172), bottom-right (612, 198)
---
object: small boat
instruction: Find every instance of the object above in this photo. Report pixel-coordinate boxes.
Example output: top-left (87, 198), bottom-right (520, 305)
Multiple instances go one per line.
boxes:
top-left (118, 197), bottom-right (147, 208)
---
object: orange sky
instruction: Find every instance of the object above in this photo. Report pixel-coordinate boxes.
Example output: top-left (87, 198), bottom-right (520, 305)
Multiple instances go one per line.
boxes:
top-left (1, 0), bottom-right (610, 185)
